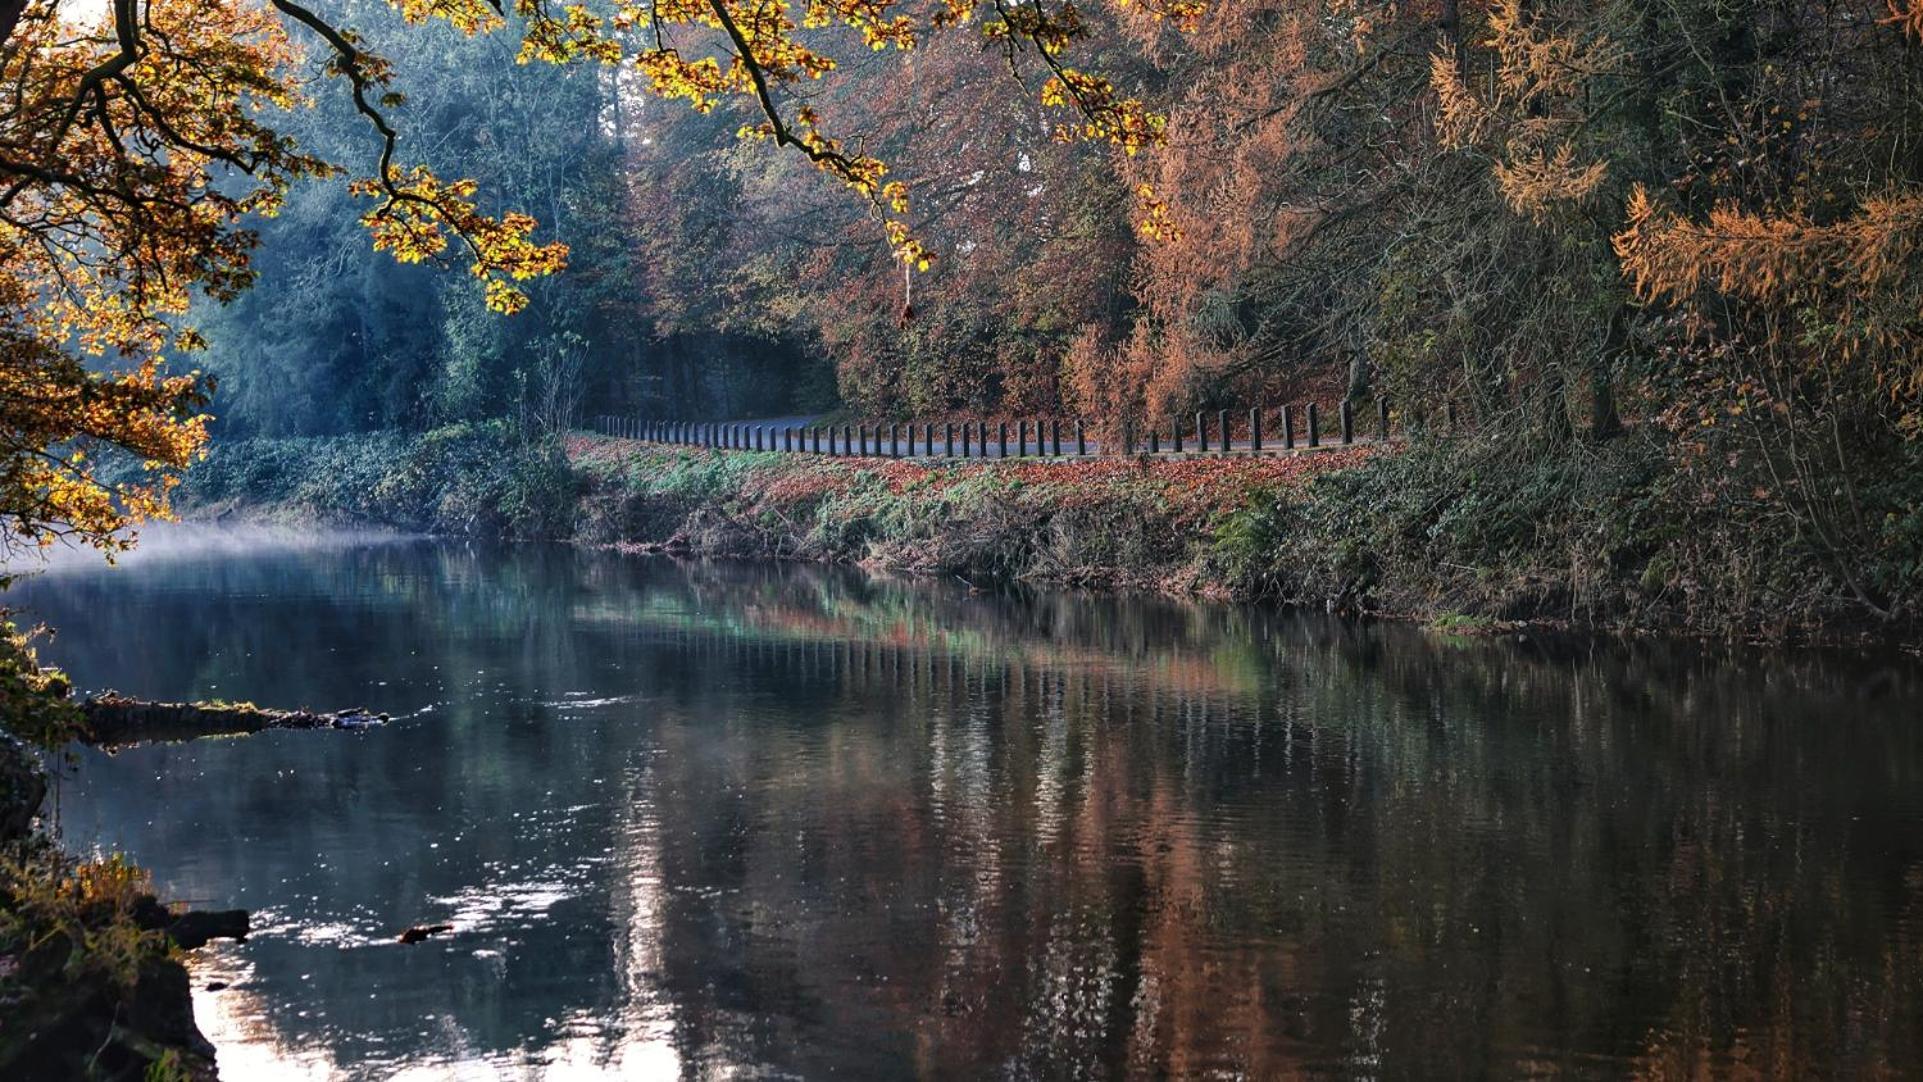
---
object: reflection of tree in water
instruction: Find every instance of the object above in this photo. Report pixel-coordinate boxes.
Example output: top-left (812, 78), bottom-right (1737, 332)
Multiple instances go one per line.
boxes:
top-left (27, 542), bottom-right (1923, 1077)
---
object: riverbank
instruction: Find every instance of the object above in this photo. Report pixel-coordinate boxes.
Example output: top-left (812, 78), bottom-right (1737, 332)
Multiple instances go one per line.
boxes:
top-left (156, 423), bottom-right (1922, 643)
top-left (1, 631), bottom-right (229, 1081)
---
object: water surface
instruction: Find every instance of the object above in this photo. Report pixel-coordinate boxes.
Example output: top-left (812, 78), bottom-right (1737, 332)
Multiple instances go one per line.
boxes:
top-left (13, 536), bottom-right (1923, 1078)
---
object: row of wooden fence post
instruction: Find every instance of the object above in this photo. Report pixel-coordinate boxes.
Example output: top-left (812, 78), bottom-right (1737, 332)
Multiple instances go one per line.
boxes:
top-left (593, 398), bottom-right (1424, 457)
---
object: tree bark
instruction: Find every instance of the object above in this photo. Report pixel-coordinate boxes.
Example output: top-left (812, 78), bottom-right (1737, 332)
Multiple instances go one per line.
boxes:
top-left (0, 0), bottom-right (27, 49)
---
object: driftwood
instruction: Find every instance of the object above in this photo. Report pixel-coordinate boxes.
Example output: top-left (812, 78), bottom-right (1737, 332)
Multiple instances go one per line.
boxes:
top-left (397, 923), bottom-right (453, 944)
top-left (80, 694), bottom-right (388, 747)
top-left (131, 895), bottom-right (251, 950)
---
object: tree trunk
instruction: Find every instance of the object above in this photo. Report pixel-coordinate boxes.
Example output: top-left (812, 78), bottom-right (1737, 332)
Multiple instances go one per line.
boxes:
top-left (1591, 304), bottom-right (1628, 438)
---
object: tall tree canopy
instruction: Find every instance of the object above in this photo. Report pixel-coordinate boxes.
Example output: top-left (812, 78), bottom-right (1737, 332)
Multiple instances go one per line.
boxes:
top-left (0, 0), bottom-right (1175, 551)
top-left (5, 0), bottom-right (1923, 626)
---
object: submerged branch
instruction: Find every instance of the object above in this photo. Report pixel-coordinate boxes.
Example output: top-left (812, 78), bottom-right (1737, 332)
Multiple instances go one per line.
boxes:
top-left (79, 694), bottom-right (389, 746)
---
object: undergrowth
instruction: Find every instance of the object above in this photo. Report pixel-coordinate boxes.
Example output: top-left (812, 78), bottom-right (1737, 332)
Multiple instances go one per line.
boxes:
top-left (162, 427), bottom-right (1923, 640)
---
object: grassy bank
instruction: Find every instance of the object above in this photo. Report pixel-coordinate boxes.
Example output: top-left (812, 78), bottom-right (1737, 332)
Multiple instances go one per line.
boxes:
top-left (165, 424), bottom-right (1923, 641)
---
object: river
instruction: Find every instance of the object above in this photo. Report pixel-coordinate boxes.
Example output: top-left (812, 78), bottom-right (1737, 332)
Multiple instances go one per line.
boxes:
top-left (11, 533), bottom-right (1923, 1078)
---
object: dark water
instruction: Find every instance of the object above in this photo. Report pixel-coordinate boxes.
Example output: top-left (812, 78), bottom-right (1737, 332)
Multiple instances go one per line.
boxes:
top-left (11, 534), bottom-right (1923, 1079)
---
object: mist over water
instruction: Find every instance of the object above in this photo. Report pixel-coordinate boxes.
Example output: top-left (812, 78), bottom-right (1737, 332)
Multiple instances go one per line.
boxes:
top-left (14, 538), bottom-right (1923, 1078)
top-left (2, 523), bottom-right (411, 580)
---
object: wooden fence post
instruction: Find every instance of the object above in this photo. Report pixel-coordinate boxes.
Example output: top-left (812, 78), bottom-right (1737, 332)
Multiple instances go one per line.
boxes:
top-left (1172, 419), bottom-right (1183, 453)
top-left (1196, 411), bottom-right (1208, 452)
top-left (998, 422), bottom-right (1009, 458)
top-left (1250, 408), bottom-right (1263, 452)
top-left (1377, 398), bottom-right (1390, 442)
top-left (1307, 403), bottom-right (1321, 447)
top-left (1282, 405), bottom-right (1295, 448)
top-left (1340, 400), bottom-right (1354, 445)
top-left (1149, 429), bottom-right (1161, 454)
top-left (1050, 419), bottom-right (1062, 456)
top-left (1017, 420), bottom-right (1029, 457)
top-left (944, 422), bottom-right (955, 456)
top-left (1075, 420), bottom-right (1087, 455)
top-left (1218, 410), bottom-right (1230, 454)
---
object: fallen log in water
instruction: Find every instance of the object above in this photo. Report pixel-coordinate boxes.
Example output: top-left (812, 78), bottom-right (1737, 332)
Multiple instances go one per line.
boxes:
top-left (80, 693), bottom-right (388, 746)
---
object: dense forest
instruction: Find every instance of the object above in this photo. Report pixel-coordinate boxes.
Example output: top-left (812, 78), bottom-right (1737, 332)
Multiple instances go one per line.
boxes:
top-left (146, 0), bottom-right (1923, 635)
top-left (197, 0), bottom-right (1923, 439)
top-left (3, 0), bottom-right (1923, 596)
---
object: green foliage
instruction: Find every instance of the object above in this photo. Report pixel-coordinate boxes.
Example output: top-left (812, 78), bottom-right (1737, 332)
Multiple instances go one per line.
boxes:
top-left (173, 424), bottom-right (576, 538)
top-left (0, 623), bottom-right (81, 750)
top-left (0, 851), bottom-right (163, 992)
top-left (1207, 431), bottom-right (1923, 635)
